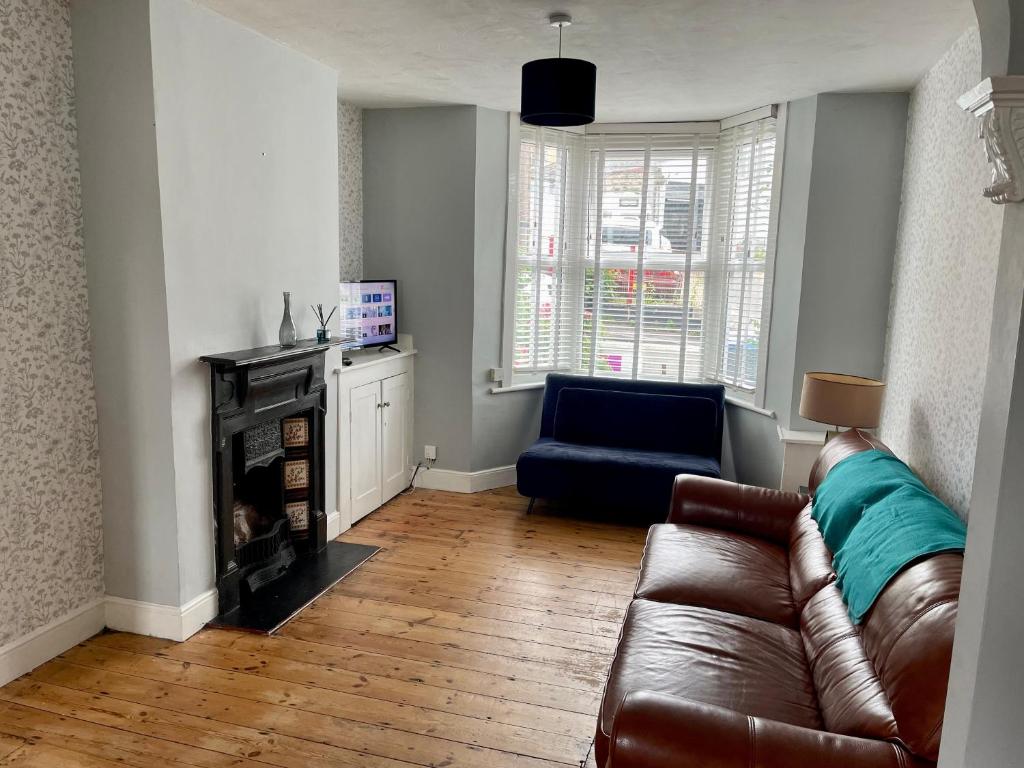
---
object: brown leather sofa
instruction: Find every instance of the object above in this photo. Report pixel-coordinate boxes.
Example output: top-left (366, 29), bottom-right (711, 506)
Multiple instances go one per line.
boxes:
top-left (596, 429), bottom-right (960, 767)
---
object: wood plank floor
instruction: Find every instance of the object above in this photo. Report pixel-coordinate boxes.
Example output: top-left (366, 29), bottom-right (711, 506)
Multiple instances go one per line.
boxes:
top-left (0, 486), bottom-right (646, 768)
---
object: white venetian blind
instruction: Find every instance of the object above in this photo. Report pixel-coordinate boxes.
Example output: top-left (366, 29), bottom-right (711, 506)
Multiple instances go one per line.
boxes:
top-left (511, 125), bottom-right (586, 375)
top-left (507, 112), bottom-right (779, 393)
top-left (579, 133), bottom-right (716, 382)
top-left (705, 117), bottom-right (777, 391)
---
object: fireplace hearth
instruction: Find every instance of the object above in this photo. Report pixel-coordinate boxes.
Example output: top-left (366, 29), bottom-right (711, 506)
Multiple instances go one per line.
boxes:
top-left (201, 338), bottom-right (377, 632)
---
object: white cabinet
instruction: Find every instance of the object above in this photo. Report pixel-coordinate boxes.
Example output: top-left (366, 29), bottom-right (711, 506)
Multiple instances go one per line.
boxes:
top-left (380, 373), bottom-right (410, 502)
top-left (336, 343), bottom-right (415, 531)
top-left (350, 380), bottom-right (383, 521)
top-left (348, 372), bottom-right (410, 522)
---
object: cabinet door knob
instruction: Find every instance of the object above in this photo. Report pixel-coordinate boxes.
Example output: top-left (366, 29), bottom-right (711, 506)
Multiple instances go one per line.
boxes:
top-left (384, 401), bottom-right (391, 407)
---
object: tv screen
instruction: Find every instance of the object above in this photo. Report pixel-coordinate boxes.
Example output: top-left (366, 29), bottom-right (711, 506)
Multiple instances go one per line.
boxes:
top-left (339, 280), bottom-right (397, 350)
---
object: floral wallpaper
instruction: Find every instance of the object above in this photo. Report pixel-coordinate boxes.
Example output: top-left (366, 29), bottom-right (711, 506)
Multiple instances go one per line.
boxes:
top-left (339, 100), bottom-right (363, 280)
top-left (0, 0), bottom-right (105, 645)
top-left (879, 27), bottom-right (1004, 518)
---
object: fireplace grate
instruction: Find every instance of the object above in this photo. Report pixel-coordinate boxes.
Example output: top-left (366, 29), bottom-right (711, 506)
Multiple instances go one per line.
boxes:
top-left (243, 419), bottom-right (284, 470)
top-left (237, 517), bottom-right (296, 593)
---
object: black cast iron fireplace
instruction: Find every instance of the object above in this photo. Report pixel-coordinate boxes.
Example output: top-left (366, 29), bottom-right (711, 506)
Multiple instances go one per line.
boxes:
top-left (201, 339), bottom-right (376, 632)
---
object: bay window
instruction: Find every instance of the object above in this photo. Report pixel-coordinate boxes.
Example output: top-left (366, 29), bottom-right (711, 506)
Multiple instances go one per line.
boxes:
top-left (502, 109), bottom-right (782, 402)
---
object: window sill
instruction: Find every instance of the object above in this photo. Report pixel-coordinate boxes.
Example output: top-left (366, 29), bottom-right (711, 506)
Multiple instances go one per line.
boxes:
top-left (489, 381), bottom-right (546, 395)
top-left (490, 382), bottom-right (777, 416)
top-left (725, 395), bottom-right (775, 418)
top-left (777, 425), bottom-right (826, 445)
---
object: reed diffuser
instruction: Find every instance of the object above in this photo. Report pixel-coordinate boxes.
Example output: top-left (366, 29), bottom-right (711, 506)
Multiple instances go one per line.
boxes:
top-left (312, 303), bottom-right (337, 343)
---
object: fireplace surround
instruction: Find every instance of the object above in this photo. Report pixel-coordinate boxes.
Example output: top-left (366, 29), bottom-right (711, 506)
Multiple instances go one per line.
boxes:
top-left (201, 338), bottom-right (376, 631)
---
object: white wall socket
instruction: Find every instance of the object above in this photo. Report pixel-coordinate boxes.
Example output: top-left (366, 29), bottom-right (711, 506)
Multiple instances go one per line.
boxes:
top-left (424, 445), bottom-right (437, 461)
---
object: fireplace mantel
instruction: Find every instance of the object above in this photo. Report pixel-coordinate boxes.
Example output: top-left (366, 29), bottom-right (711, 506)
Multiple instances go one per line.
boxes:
top-left (200, 337), bottom-right (344, 620)
top-left (200, 337), bottom-right (345, 368)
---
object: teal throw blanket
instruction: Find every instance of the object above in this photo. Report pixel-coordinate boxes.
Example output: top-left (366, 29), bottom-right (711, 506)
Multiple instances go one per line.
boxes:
top-left (813, 449), bottom-right (966, 623)
top-left (835, 484), bottom-right (966, 622)
top-left (811, 449), bottom-right (928, 554)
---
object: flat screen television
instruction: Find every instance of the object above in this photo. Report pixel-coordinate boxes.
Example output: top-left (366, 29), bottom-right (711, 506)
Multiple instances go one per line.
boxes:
top-left (339, 279), bottom-right (398, 351)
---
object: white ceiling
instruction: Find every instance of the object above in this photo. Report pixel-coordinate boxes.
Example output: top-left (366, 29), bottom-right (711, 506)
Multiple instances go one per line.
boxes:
top-left (195, 0), bottom-right (976, 122)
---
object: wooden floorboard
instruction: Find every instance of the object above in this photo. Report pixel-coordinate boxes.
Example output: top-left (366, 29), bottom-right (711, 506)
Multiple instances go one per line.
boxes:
top-left (0, 487), bottom-right (644, 767)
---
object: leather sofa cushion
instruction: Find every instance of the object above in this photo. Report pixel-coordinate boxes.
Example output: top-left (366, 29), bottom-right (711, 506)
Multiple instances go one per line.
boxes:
top-left (635, 524), bottom-right (798, 626)
top-left (800, 584), bottom-right (899, 741)
top-left (861, 554), bottom-right (962, 762)
top-left (789, 506), bottom-right (837, 607)
top-left (515, 438), bottom-right (720, 513)
top-left (808, 428), bottom-right (891, 493)
top-left (598, 599), bottom-right (822, 760)
top-left (552, 387), bottom-right (719, 456)
top-left (606, 692), bottom-right (920, 768)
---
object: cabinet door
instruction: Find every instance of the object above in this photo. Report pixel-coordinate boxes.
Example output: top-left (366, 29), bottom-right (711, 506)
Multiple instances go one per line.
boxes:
top-left (350, 380), bottom-right (382, 522)
top-left (380, 372), bottom-right (410, 503)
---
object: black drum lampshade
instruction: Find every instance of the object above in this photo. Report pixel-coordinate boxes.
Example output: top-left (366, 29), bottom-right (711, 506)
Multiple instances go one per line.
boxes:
top-left (521, 57), bottom-right (596, 127)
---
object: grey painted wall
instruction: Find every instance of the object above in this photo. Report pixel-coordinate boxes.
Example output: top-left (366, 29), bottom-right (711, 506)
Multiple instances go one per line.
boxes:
top-left (730, 93), bottom-right (908, 487)
top-left (723, 406), bottom-right (783, 488)
top-left (364, 106), bottom-right (542, 473)
top-left (363, 107), bottom-right (477, 471)
top-left (74, 0), bottom-right (340, 607)
top-left (72, 0), bottom-right (182, 606)
top-left (149, 0), bottom-right (341, 605)
top-left (470, 108), bottom-right (543, 471)
top-left (763, 97), bottom-right (816, 429)
top-left (791, 93), bottom-right (908, 431)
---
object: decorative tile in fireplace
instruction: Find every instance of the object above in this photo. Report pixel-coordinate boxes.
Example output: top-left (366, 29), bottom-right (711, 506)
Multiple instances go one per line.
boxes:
top-left (282, 416), bottom-right (309, 447)
top-left (283, 459), bottom-right (309, 490)
top-left (286, 500), bottom-right (310, 534)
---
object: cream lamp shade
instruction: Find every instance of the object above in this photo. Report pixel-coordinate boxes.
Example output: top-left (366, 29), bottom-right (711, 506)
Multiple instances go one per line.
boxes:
top-left (799, 372), bottom-right (885, 429)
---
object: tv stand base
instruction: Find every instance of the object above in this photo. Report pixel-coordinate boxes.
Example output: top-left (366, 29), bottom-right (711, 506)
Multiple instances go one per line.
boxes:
top-left (378, 344), bottom-right (401, 354)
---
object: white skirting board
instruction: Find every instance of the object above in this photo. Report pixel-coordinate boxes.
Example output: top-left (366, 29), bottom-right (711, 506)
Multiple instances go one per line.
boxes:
top-left (413, 464), bottom-right (517, 493)
top-left (326, 510), bottom-right (342, 540)
top-left (1, 589), bottom-right (219, 687)
top-left (104, 588), bottom-right (218, 643)
top-left (0, 598), bottom-right (107, 687)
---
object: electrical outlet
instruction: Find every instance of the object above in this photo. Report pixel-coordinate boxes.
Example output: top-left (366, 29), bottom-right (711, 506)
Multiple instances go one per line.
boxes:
top-left (424, 445), bottom-right (437, 461)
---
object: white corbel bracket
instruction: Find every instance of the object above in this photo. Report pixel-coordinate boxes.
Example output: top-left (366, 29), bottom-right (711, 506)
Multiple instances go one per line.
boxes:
top-left (959, 76), bottom-right (1024, 204)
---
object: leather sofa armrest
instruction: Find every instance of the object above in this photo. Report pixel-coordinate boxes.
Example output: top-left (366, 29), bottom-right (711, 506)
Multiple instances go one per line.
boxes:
top-left (667, 475), bottom-right (809, 546)
top-left (607, 691), bottom-right (917, 768)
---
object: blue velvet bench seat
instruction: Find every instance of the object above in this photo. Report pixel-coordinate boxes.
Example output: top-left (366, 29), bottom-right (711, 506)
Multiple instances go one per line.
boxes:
top-left (516, 374), bottom-right (725, 516)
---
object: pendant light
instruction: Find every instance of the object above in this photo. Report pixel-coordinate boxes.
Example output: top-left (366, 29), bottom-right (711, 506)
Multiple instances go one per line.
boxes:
top-left (520, 13), bottom-right (596, 127)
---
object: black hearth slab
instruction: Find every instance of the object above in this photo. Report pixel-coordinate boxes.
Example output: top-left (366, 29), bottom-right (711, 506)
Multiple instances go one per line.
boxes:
top-left (210, 541), bottom-right (379, 634)
top-left (200, 337), bottom-right (345, 368)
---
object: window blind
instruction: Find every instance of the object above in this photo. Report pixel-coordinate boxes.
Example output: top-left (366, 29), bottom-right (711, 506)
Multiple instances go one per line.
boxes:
top-left (507, 113), bottom-right (779, 394)
top-left (705, 118), bottom-right (777, 390)
top-left (580, 133), bottom-right (716, 382)
top-left (511, 125), bottom-right (586, 375)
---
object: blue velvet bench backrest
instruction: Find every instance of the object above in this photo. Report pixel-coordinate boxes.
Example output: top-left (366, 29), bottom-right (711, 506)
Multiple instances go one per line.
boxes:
top-left (539, 374), bottom-right (726, 462)
top-left (552, 388), bottom-right (720, 457)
